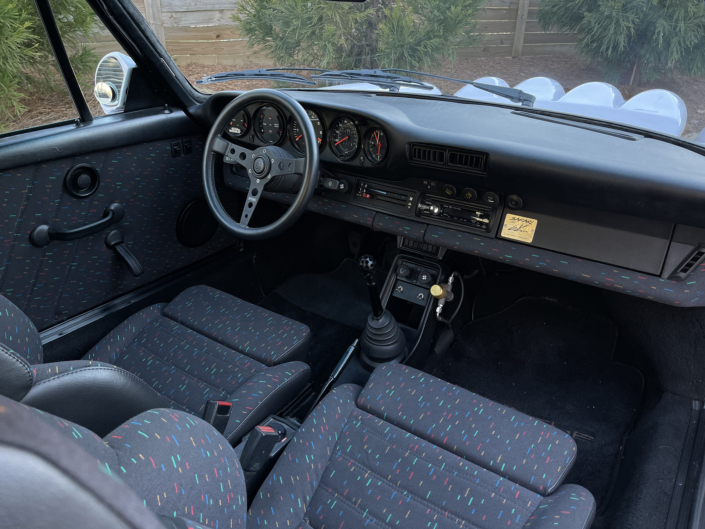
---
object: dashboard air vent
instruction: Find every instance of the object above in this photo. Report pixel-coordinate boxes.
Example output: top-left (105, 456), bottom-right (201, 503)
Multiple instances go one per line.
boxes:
top-left (411, 145), bottom-right (445, 165)
top-left (409, 143), bottom-right (487, 174)
top-left (667, 246), bottom-right (705, 282)
top-left (448, 150), bottom-right (486, 171)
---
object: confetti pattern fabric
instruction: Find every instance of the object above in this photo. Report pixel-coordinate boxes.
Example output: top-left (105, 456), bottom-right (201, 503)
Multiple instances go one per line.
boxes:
top-left (359, 363), bottom-right (577, 495)
top-left (0, 286), bottom-right (310, 445)
top-left (249, 366), bottom-right (594, 529)
top-left (0, 294), bottom-right (42, 364)
top-left (373, 214), bottom-right (427, 241)
top-left (424, 225), bottom-right (704, 307)
top-left (0, 138), bottom-right (238, 331)
top-left (163, 285), bottom-right (311, 366)
top-left (84, 286), bottom-right (312, 443)
top-left (1, 394), bottom-right (247, 528)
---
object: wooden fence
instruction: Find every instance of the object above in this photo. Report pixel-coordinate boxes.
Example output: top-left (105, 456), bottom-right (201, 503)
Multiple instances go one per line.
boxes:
top-left (92, 0), bottom-right (577, 67)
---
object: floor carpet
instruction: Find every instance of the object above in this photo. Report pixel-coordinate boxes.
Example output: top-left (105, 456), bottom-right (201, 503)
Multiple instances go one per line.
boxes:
top-left (431, 296), bottom-right (644, 511)
top-left (259, 292), bottom-right (362, 389)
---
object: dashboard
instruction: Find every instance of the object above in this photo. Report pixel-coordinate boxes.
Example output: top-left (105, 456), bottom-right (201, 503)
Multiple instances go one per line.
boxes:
top-left (195, 89), bottom-right (705, 307)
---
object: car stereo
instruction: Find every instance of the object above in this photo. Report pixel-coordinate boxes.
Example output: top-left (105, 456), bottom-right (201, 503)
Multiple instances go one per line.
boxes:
top-left (417, 195), bottom-right (493, 232)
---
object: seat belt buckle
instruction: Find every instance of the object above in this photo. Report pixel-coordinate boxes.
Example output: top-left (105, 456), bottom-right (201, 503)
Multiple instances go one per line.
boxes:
top-left (239, 425), bottom-right (282, 472)
top-left (202, 400), bottom-right (232, 435)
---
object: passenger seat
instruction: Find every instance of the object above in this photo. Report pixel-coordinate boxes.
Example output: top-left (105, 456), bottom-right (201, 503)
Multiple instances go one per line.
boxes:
top-left (250, 362), bottom-right (595, 528)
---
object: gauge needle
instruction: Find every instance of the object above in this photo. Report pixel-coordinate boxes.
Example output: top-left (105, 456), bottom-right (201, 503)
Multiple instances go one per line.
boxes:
top-left (296, 135), bottom-right (302, 140)
top-left (335, 136), bottom-right (349, 146)
top-left (373, 132), bottom-right (381, 155)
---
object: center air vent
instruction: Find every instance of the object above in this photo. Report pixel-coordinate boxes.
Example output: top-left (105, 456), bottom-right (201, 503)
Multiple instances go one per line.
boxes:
top-left (409, 143), bottom-right (487, 174)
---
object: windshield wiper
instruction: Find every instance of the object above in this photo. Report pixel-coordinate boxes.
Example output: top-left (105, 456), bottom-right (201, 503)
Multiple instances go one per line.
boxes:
top-left (197, 68), bottom-right (320, 86)
top-left (311, 69), bottom-right (435, 92)
top-left (382, 68), bottom-right (536, 107)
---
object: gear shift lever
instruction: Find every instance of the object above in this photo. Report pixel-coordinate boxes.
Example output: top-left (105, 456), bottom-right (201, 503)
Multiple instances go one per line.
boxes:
top-left (358, 255), bottom-right (407, 369)
top-left (359, 255), bottom-right (384, 319)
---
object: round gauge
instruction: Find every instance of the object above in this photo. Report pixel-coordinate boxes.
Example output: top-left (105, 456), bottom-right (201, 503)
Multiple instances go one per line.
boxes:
top-left (290, 110), bottom-right (325, 153)
top-left (329, 116), bottom-right (360, 161)
top-left (254, 105), bottom-right (284, 144)
top-left (364, 128), bottom-right (388, 164)
top-left (226, 109), bottom-right (250, 138)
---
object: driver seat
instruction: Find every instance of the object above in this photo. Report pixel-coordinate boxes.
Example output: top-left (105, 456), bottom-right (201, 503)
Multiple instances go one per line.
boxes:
top-left (0, 285), bottom-right (311, 443)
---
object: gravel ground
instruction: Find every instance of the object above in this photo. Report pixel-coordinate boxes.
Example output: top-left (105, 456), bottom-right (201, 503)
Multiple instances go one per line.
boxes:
top-left (5, 54), bottom-right (705, 139)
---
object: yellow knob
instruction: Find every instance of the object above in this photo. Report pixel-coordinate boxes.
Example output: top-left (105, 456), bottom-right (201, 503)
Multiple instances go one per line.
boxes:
top-left (430, 284), bottom-right (447, 299)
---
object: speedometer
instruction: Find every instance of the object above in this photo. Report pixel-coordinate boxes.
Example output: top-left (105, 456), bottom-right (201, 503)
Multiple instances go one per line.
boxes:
top-left (254, 106), bottom-right (284, 144)
top-left (329, 116), bottom-right (360, 161)
top-left (290, 110), bottom-right (325, 153)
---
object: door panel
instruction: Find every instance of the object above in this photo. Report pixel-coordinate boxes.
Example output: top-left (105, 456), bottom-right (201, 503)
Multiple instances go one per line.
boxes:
top-left (0, 131), bottom-right (236, 330)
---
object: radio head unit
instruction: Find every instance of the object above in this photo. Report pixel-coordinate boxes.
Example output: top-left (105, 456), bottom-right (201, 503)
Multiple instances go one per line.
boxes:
top-left (417, 195), bottom-right (494, 232)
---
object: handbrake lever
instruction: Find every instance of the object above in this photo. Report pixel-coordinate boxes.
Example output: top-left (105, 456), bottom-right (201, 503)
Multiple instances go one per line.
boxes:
top-left (105, 230), bottom-right (144, 277)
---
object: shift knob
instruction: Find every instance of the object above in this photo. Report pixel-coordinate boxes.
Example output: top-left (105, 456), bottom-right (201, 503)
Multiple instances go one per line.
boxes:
top-left (359, 255), bottom-right (376, 281)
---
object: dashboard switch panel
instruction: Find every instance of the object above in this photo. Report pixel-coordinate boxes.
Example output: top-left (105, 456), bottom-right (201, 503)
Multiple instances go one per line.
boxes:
top-left (354, 180), bottom-right (415, 214)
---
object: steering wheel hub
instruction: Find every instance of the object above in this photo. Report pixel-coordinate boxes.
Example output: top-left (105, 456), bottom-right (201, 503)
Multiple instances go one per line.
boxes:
top-left (252, 154), bottom-right (269, 176)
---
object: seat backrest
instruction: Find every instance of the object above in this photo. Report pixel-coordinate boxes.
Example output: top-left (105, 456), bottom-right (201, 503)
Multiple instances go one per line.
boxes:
top-left (0, 295), bottom-right (42, 401)
top-left (0, 393), bottom-right (164, 529)
top-left (357, 363), bottom-right (578, 496)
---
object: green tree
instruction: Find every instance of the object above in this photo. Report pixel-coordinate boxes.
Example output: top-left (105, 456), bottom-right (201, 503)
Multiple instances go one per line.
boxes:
top-left (538, 0), bottom-right (705, 85)
top-left (0, 0), bottom-right (98, 126)
top-left (235, 0), bottom-right (483, 71)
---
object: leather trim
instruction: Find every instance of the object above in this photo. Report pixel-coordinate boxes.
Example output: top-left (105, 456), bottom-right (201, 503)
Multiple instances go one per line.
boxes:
top-left (226, 364), bottom-right (311, 444)
top-left (0, 345), bottom-right (33, 401)
top-left (22, 366), bottom-right (173, 437)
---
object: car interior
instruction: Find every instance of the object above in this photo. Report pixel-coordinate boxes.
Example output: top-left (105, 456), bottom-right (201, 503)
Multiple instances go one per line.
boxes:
top-left (1, 0), bottom-right (705, 528)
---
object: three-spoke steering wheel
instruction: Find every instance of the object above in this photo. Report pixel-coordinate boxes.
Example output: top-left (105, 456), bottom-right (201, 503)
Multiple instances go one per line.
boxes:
top-left (202, 89), bottom-right (319, 240)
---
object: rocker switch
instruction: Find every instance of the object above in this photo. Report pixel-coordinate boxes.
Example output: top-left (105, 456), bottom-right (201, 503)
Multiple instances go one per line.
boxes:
top-left (170, 140), bottom-right (182, 157)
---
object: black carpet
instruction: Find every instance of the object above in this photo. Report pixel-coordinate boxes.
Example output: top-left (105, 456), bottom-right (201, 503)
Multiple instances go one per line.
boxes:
top-left (432, 297), bottom-right (644, 511)
top-left (259, 292), bottom-right (361, 389)
top-left (274, 258), bottom-right (377, 330)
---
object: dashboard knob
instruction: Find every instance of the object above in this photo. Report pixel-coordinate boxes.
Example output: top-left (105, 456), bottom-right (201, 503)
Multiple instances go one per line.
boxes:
top-left (418, 270), bottom-right (432, 284)
top-left (397, 264), bottom-right (411, 278)
top-left (430, 204), bottom-right (441, 215)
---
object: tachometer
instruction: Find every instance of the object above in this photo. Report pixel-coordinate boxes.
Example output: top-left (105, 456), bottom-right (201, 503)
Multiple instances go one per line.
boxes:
top-left (226, 109), bottom-right (249, 138)
top-left (254, 105), bottom-right (284, 144)
top-left (329, 116), bottom-right (359, 161)
top-left (364, 128), bottom-right (388, 164)
top-left (290, 110), bottom-right (325, 153)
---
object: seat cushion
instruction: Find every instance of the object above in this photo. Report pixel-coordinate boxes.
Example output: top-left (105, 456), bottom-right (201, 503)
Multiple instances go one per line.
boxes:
top-left (1, 394), bottom-right (247, 528)
top-left (163, 285), bottom-right (311, 366)
top-left (249, 364), bottom-right (595, 529)
top-left (84, 287), bottom-right (312, 444)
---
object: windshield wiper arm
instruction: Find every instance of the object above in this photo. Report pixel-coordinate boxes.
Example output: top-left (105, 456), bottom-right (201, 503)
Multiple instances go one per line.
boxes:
top-left (311, 69), bottom-right (435, 92)
top-left (381, 68), bottom-right (536, 107)
top-left (197, 68), bottom-right (321, 86)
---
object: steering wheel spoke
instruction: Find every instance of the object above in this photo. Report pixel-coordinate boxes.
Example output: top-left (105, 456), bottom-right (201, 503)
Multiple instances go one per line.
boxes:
top-left (269, 156), bottom-right (305, 177)
top-left (213, 136), bottom-right (254, 169)
top-left (239, 178), bottom-right (267, 227)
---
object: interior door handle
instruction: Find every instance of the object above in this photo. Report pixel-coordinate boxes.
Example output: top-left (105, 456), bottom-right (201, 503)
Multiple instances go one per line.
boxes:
top-left (30, 203), bottom-right (125, 247)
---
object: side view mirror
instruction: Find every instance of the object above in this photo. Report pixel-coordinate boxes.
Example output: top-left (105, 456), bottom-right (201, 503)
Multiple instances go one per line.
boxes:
top-left (94, 52), bottom-right (136, 115)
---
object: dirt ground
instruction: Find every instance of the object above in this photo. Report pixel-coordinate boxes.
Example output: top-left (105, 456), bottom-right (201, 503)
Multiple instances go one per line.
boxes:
top-left (5, 54), bottom-right (705, 139)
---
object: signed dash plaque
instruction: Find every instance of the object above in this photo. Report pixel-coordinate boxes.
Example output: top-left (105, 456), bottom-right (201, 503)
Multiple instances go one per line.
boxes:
top-left (501, 214), bottom-right (538, 243)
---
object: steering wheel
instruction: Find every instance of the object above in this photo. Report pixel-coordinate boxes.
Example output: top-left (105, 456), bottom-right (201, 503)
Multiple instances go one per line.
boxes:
top-left (202, 89), bottom-right (319, 240)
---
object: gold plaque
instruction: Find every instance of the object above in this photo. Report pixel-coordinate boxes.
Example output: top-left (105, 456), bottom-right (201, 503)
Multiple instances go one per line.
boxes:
top-left (501, 214), bottom-right (538, 243)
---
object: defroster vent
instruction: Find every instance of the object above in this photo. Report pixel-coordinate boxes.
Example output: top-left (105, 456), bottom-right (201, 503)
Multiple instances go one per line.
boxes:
top-left (409, 143), bottom-right (487, 174)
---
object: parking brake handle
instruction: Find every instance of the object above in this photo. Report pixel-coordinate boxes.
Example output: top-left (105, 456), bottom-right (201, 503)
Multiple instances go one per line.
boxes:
top-left (105, 230), bottom-right (144, 277)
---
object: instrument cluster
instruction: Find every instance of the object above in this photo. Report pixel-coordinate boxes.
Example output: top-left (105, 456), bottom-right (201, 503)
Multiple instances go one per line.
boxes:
top-left (225, 104), bottom-right (388, 165)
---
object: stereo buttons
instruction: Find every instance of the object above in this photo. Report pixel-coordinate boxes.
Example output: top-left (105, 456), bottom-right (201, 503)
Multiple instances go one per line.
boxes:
top-left (441, 184), bottom-right (457, 198)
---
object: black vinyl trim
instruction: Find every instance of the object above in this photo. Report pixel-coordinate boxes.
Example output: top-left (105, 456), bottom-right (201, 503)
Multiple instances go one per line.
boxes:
top-left (34, 0), bottom-right (92, 124)
top-left (0, 108), bottom-right (200, 171)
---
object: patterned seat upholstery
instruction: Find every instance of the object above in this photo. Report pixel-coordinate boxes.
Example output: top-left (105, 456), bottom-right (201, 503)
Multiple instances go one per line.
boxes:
top-left (249, 363), bottom-right (595, 529)
top-left (0, 392), bottom-right (247, 528)
top-left (0, 285), bottom-right (312, 444)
